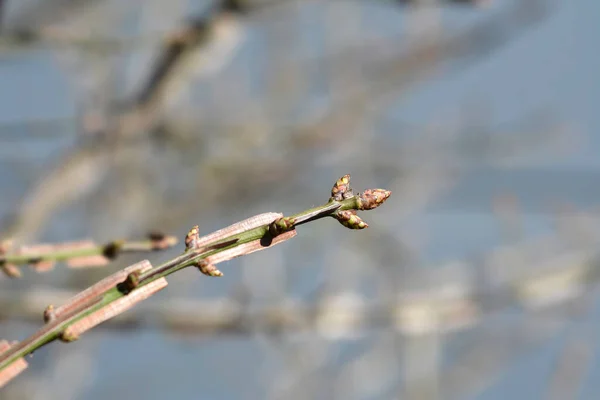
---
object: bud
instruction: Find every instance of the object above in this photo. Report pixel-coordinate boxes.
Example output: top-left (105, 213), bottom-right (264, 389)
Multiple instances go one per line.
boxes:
top-left (336, 210), bottom-right (368, 229)
top-left (331, 174), bottom-right (353, 201)
top-left (268, 217), bottom-right (296, 237)
top-left (185, 225), bottom-right (201, 251)
top-left (357, 189), bottom-right (391, 211)
top-left (60, 330), bottom-right (79, 343)
top-left (117, 270), bottom-right (142, 294)
top-left (196, 261), bottom-right (223, 277)
top-left (43, 305), bottom-right (56, 323)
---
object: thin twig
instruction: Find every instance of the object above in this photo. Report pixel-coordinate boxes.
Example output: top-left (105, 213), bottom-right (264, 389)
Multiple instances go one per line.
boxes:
top-left (0, 234), bottom-right (178, 276)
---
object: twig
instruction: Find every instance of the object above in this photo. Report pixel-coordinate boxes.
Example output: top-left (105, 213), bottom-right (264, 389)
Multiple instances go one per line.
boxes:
top-left (0, 233), bottom-right (178, 277)
top-left (0, 175), bottom-right (390, 387)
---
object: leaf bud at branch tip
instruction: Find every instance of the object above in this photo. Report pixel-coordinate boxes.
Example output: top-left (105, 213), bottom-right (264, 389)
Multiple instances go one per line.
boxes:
top-left (357, 189), bottom-right (392, 211)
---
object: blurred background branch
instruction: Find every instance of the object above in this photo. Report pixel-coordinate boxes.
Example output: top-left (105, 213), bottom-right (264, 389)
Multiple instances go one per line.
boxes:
top-left (0, 233), bottom-right (177, 277)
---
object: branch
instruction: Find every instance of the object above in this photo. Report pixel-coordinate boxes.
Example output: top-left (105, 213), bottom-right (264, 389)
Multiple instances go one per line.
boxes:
top-left (0, 233), bottom-right (178, 278)
top-left (0, 175), bottom-right (390, 387)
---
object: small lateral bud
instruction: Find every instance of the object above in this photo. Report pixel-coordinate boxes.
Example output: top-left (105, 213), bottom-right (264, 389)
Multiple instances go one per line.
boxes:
top-left (116, 270), bottom-right (142, 294)
top-left (196, 261), bottom-right (223, 277)
top-left (185, 225), bottom-right (201, 251)
top-left (60, 330), bottom-right (79, 343)
top-left (357, 189), bottom-right (392, 211)
top-left (331, 174), bottom-right (352, 201)
top-left (43, 305), bottom-right (56, 323)
top-left (268, 217), bottom-right (296, 237)
top-left (336, 210), bottom-right (368, 230)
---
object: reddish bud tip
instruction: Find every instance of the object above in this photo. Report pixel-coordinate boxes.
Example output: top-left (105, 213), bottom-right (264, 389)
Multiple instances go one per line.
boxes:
top-left (358, 189), bottom-right (392, 210)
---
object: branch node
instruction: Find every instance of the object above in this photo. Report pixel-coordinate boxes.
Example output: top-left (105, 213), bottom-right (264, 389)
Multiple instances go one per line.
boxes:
top-left (268, 217), bottom-right (296, 237)
top-left (117, 270), bottom-right (142, 294)
top-left (102, 240), bottom-right (125, 260)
